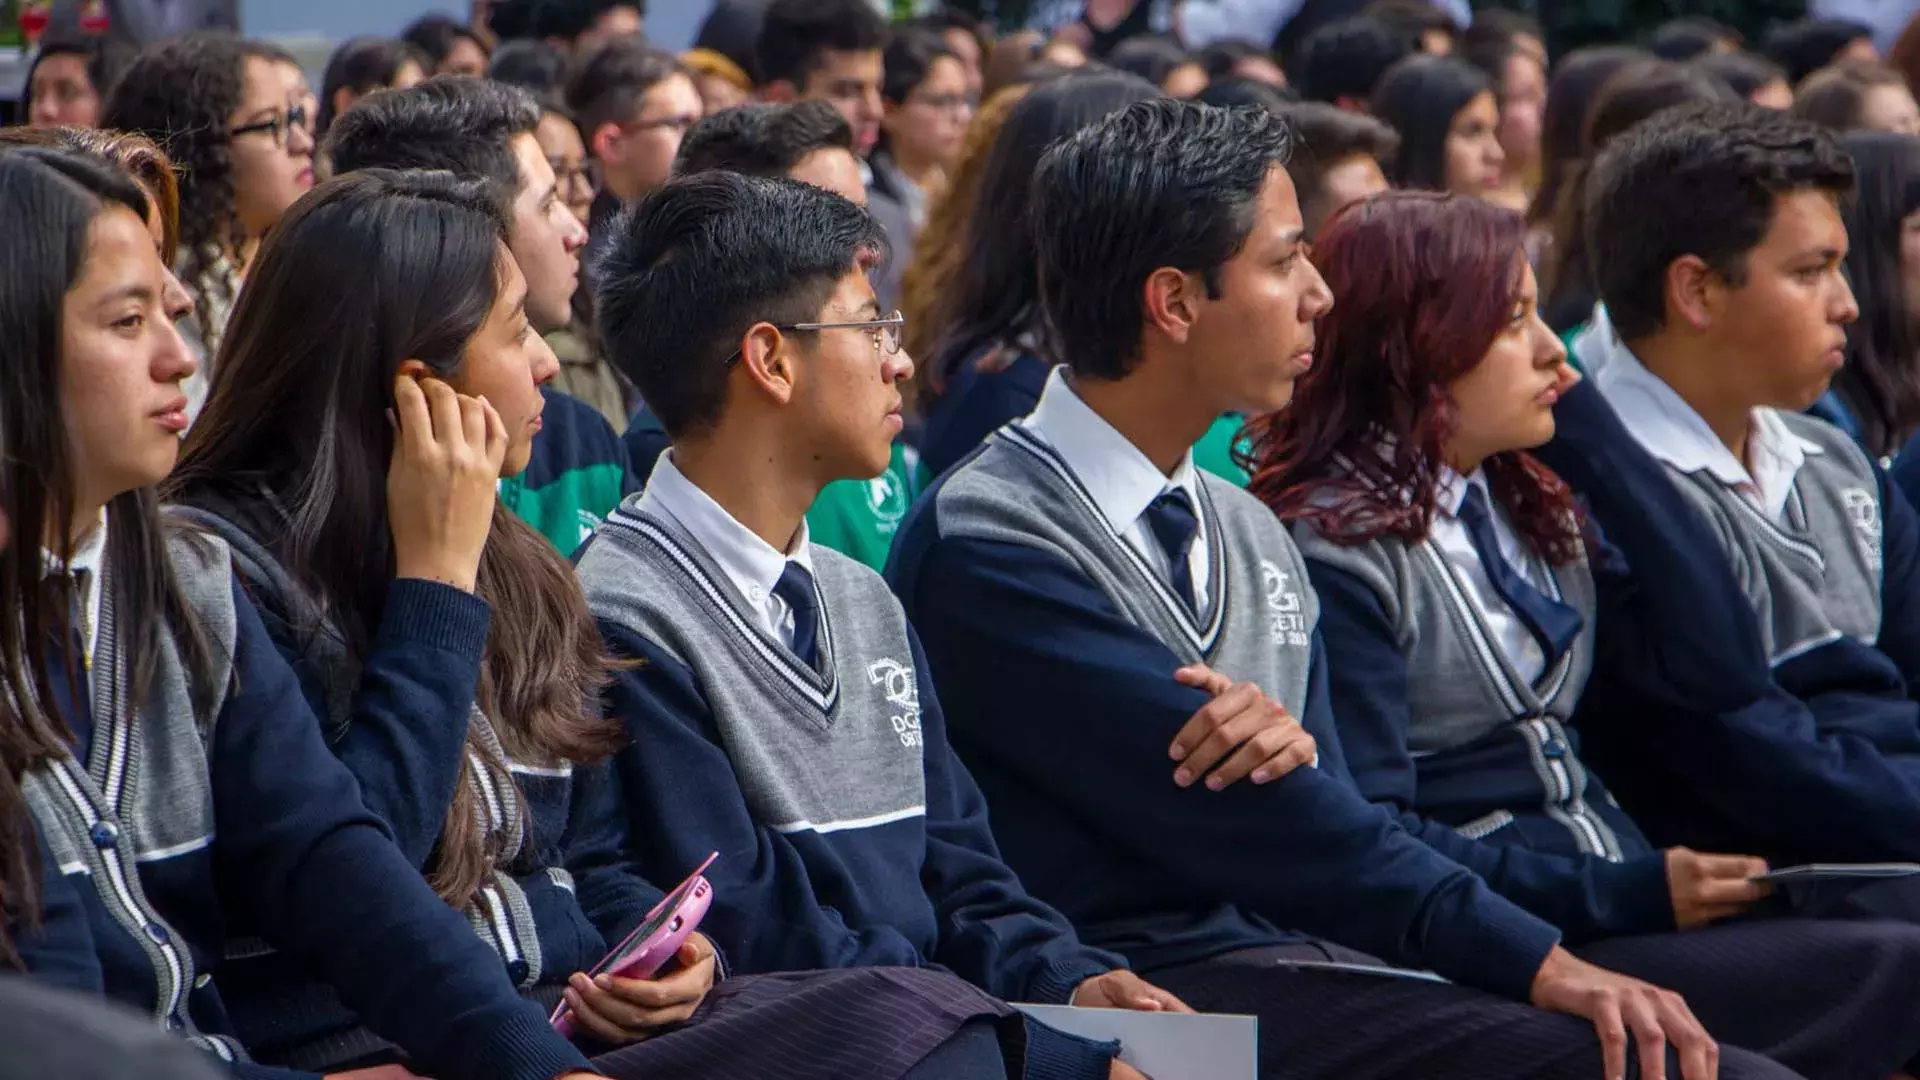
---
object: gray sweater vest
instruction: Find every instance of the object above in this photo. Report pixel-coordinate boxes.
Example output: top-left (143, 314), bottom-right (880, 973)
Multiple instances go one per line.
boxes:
top-left (579, 499), bottom-right (931, 837)
top-left (1659, 410), bottom-right (1883, 664)
top-left (927, 424), bottom-right (1320, 718)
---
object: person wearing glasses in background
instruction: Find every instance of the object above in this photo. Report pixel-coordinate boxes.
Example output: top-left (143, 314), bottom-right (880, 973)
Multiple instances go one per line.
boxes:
top-left (104, 32), bottom-right (315, 422)
top-left (565, 37), bottom-right (704, 249)
top-left (873, 26), bottom-right (975, 232)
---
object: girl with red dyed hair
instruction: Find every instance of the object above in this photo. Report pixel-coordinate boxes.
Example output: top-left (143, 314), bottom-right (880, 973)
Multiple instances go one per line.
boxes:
top-left (1245, 189), bottom-right (1920, 1080)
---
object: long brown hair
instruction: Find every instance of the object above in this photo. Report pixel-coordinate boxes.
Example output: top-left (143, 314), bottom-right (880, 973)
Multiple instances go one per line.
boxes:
top-left (170, 170), bottom-right (621, 906)
top-left (1248, 191), bottom-right (1583, 563)
top-left (0, 147), bottom-right (224, 966)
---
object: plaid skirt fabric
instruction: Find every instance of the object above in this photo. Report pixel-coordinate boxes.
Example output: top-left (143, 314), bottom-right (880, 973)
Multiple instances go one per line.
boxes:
top-left (592, 967), bottom-right (1014, 1080)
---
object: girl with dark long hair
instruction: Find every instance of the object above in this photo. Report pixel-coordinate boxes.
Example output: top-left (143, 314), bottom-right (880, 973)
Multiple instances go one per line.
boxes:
top-left (0, 143), bottom-right (611, 1080)
top-left (917, 70), bottom-right (1159, 478)
top-left (1824, 132), bottom-right (1920, 457)
top-left (1247, 189), bottom-right (1920, 1080)
top-left (1369, 54), bottom-right (1505, 200)
top-left (168, 169), bottom-right (1025, 1080)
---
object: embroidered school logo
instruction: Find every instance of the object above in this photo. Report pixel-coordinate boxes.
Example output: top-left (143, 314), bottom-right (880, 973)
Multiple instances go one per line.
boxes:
top-left (1841, 487), bottom-right (1883, 569)
top-left (866, 472), bottom-right (910, 529)
top-left (866, 659), bottom-right (923, 748)
top-left (1260, 559), bottom-right (1309, 648)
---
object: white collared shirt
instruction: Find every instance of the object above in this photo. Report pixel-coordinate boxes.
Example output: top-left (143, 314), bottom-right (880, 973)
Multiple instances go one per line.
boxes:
top-left (42, 507), bottom-right (107, 663)
top-left (1582, 313), bottom-right (1823, 524)
top-left (1431, 468), bottom-right (1547, 684)
top-left (637, 452), bottom-right (815, 650)
top-left (1022, 369), bottom-right (1212, 618)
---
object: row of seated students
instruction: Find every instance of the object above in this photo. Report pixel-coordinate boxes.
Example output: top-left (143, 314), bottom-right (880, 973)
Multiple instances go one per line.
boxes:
top-left (8, 71), bottom-right (1920, 1080)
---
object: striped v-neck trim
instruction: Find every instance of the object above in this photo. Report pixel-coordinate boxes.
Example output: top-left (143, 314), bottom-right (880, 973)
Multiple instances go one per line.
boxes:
top-left (1000, 424), bottom-right (1228, 655)
top-left (605, 506), bottom-right (841, 712)
top-left (1417, 539), bottom-right (1574, 718)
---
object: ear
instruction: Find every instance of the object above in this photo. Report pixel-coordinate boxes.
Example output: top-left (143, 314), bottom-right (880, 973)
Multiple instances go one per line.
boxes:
top-left (1142, 266), bottom-right (1202, 347)
top-left (736, 322), bottom-right (797, 407)
top-left (1663, 254), bottom-right (1718, 333)
top-left (760, 80), bottom-right (800, 105)
top-left (332, 86), bottom-right (358, 124)
top-left (395, 358), bottom-right (432, 383)
top-left (590, 122), bottom-right (624, 164)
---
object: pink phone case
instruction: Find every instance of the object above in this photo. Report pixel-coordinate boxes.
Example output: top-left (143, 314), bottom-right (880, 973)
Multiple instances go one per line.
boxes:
top-left (550, 853), bottom-right (718, 1037)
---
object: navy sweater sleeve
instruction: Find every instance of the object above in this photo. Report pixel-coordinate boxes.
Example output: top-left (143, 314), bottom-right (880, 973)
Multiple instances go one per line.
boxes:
top-left (315, 578), bottom-right (491, 868)
top-left (1543, 382), bottom-right (1920, 861)
top-left (1307, 558), bottom-right (1675, 944)
top-left (1870, 466), bottom-right (1920, 704)
top-left (899, 535), bottom-right (1562, 1003)
top-left (598, 618), bottom-right (935, 975)
top-left (564, 757), bottom-right (664, 950)
top-left (908, 626), bottom-right (1123, 1003)
top-left (16, 820), bottom-right (104, 994)
top-left (208, 580), bottom-right (591, 1080)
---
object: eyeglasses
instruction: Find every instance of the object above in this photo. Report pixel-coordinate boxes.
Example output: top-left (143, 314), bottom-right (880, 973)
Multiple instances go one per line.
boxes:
top-left (907, 92), bottom-right (976, 115)
top-left (548, 157), bottom-right (593, 192)
top-left (725, 311), bottom-right (906, 366)
top-left (230, 104), bottom-right (310, 148)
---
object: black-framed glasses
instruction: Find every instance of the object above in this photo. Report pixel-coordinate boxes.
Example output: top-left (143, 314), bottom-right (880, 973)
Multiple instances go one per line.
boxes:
top-left (230, 103), bottom-right (310, 148)
top-left (725, 311), bottom-right (906, 366)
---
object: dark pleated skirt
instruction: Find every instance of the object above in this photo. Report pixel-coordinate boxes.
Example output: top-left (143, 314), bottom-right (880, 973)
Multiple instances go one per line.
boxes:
top-left (591, 966), bottom-right (1013, 1080)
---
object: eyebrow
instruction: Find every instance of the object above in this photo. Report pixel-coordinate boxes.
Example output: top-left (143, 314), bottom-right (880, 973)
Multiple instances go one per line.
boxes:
top-left (854, 298), bottom-right (882, 320)
top-left (1276, 227), bottom-right (1306, 248)
top-left (97, 284), bottom-right (157, 306)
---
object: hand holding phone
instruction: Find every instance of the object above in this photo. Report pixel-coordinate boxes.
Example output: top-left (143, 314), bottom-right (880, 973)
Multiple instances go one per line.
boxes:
top-left (551, 853), bottom-right (717, 1040)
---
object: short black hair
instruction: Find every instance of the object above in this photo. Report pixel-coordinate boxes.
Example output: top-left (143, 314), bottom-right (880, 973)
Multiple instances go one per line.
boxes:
top-left (1294, 16), bottom-right (1411, 106)
top-left (1196, 76), bottom-right (1297, 112)
top-left (488, 38), bottom-right (568, 94)
top-left (402, 14), bottom-right (490, 71)
top-left (755, 0), bottom-right (888, 91)
top-left (1029, 98), bottom-right (1292, 380)
top-left (1648, 17), bottom-right (1743, 60)
top-left (1792, 60), bottom-right (1909, 132)
top-left (1585, 102), bottom-right (1855, 341)
top-left (325, 76), bottom-right (541, 213)
top-left (318, 36), bottom-right (428, 134)
top-left (491, 0), bottom-right (642, 44)
top-left (1277, 100), bottom-right (1398, 230)
top-left (1370, 53), bottom-right (1491, 190)
top-left (1196, 40), bottom-right (1273, 81)
top-left (23, 32), bottom-right (135, 108)
top-left (1107, 35), bottom-right (1196, 91)
top-left (882, 25), bottom-right (953, 105)
top-left (1764, 17), bottom-right (1875, 86)
top-left (564, 36), bottom-right (684, 140)
top-left (1364, 0), bottom-right (1458, 51)
top-left (595, 171), bottom-right (886, 436)
top-left (1691, 50), bottom-right (1787, 100)
top-left (675, 101), bottom-right (853, 177)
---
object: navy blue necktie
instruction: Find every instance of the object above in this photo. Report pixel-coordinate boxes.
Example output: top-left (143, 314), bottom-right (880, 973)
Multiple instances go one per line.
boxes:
top-left (772, 561), bottom-right (820, 668)
top-left (1143, 488), bottom-right (1200, 615)
top-left (1457, 485), bottom-right (1582, 665)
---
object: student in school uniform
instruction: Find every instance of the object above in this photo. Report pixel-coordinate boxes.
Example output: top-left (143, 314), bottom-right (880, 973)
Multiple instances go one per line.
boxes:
top-left (1549, 102), bottom-right (1920, 913)
top-left (326, 76), bottom-right (633, 557)
top-left (165, 167), bottom-right (1012, 1080)
top-left (623, 100), bottom-right (923, 571)
top-left (1252, 189), bottom-right (1920, 1078)
top-left (888, 97), bottom-right (1800, 1080)
top-left (575, 169), bottom-right (1331, 1080)
top-left (0, 141), bottom-right (605, 1080)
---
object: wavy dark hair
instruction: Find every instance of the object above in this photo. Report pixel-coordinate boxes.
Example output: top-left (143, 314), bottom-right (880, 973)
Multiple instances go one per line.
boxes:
top-left (0, 146), bottom-right (221, 966)
top-left (1247, 191), bottom-right (1582, 563)
top-left (170, 170), bottom-right (622, 906)
top-left (1832, 132), bottom-right (1920, 456)
top-left (920, 70), bottom-right (1159, 406)
top-left (103, 32), bottom-right (281, 323)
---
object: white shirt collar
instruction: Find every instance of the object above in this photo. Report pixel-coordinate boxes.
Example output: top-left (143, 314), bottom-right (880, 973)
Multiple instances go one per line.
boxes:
top-left (1583, 309), bottom-right (1823, 522)
top-left (637, 451), bottom-right (812, 608)
top-left (1023, 368), bottom-right (1204, 535)
top-left (1435, 465), bottom-right (1478, 519)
